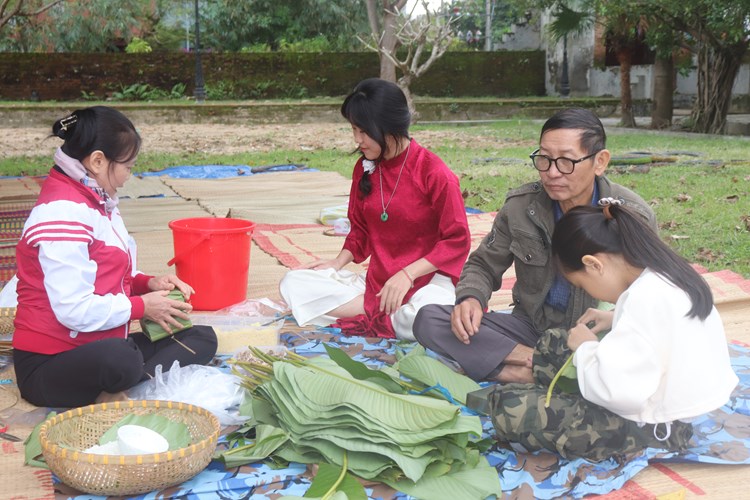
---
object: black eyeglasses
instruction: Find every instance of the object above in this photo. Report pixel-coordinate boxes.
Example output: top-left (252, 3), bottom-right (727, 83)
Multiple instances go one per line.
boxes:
top-left (529, 149), bottom-right (599, 175)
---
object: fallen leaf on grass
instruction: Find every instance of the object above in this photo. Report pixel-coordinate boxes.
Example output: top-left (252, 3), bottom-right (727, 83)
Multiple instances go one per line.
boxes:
top-left (696, 247), bottom-right (723, 262)
top-left (741, 215), bottom-right (750, 232)
top-left (725, 194), bottom-right (740, 202)
top-left (660, 220), bottom-right (681, 230)
top-left (675, 193), bottom-right (692, 202)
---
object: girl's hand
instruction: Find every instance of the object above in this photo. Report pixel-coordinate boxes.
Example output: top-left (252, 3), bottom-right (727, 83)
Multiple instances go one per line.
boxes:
top-left (567, 323), bottom-right (598, 351)
top-left (376, 270), bottom-right (412, 315)
top-left (148, 275), bottom-right (195, 300)
top-left (141, 290), bottom-right (193, 334)
top-left (575, 308), bottom-right (614, 335)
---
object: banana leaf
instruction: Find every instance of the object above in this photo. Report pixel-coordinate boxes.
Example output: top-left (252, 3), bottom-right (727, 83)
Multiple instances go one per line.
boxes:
top-left (24, 411), bottom-right (56, 469)
top-left (140, 289), bottom-right (192, 341)
top-left (216, 424), bottom-right (289, 468)
top-left (323, 343), bottom-right (405, 393)
top-left (394, 349), bottom-right (481, 405)
top-left (385, 456), bottom-right (503, 500)
top-left (303, 459), bottom-right (367, 500)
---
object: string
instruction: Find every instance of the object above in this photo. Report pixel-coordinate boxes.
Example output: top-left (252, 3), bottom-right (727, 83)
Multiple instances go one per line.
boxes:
top-left (378, 141), bottom-right (411, 222)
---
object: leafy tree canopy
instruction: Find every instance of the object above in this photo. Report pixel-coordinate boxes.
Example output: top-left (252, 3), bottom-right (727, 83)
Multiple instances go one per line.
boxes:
top-left (0, 0), bottom-right (158, 52)
top-left (199, 0), bottom-right (370, 52)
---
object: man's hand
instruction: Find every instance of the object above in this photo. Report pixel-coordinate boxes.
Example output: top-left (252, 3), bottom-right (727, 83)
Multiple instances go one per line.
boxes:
top-left (450, 297), bottom-right (483, 344)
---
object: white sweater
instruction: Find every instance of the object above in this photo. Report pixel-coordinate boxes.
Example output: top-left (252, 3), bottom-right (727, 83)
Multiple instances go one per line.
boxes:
top-left (574, 268), bottom-right (738, 424)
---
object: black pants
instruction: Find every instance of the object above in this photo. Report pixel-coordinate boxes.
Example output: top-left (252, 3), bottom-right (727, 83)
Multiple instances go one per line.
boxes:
top-left (13, 325), bottom-right (217, 408)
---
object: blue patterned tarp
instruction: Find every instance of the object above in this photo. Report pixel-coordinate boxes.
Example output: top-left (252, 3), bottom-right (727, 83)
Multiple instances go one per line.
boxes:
top-left (56, 331), bottom-right (750, 499)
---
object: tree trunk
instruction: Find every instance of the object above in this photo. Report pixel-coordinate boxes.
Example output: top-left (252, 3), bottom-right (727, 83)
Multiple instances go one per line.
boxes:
top-left (616, 47), bottom-right (636, 128)
top-left (650, 54), bottom-right (674, 129)
top-left (691, 44), bottom-right (744, 134)
top-left (397, 75), bottom-right (416, 120)
top-left (367, 0), bottom-right (407, 83)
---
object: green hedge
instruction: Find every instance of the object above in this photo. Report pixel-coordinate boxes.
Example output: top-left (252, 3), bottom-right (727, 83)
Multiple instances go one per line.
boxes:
top-left (0, 51), bottom-right (545, 101)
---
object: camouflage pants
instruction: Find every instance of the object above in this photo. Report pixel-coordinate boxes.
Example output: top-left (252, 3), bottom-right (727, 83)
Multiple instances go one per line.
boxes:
top-left (488, 328), bottom-right (693, 462)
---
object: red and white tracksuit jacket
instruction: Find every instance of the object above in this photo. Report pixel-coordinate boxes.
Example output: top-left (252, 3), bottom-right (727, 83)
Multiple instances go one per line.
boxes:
top-left (13, 167), bottom-right (152, 355)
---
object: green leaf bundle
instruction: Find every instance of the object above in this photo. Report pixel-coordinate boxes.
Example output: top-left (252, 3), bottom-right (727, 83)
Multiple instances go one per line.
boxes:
top-left (140, 290), bottom-right (192, 341)
top-left (220, 346), bottom-right (502, 500)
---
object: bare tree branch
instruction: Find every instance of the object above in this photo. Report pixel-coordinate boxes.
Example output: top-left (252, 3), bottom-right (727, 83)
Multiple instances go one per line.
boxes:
top-left (0, 0), bottom-right (63, 31)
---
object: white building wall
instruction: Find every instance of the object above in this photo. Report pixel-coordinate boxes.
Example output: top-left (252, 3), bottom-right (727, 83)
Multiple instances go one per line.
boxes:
top-left (495, 11), bottom-right (750, 111)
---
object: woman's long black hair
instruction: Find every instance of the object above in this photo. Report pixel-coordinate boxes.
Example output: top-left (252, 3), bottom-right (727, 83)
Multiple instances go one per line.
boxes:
top-left (52, 106), bottom-right (141, 163)
top-left (552, 204), bottom-right (713, 319)
top-left (340, 78), bottom-right (411, 197)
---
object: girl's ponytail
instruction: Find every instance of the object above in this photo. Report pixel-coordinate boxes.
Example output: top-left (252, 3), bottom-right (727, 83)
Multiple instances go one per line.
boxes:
top-left (552, 202), bottom-right (713, 320)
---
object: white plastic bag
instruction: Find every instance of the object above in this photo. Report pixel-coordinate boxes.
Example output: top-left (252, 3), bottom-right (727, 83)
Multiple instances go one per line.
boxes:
top-left (319, 204), bottom-right (349, 225)
top-left (0, 275), bottom-right (18, 307)
top-left (127, 361), bottom-right (249, 426)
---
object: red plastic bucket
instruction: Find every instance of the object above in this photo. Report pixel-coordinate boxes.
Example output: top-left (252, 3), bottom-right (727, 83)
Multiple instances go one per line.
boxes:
top-left (167, 217), bottom-right (256, 311)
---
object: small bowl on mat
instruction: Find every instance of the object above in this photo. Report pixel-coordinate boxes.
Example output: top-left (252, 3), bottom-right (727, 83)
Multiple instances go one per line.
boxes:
top-left (38, 400), bottom-right (220, 496)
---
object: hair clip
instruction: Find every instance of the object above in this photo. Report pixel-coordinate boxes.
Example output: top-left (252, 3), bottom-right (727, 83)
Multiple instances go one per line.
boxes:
top-left (598, 197), bottom-right (622, 220)
top-left (597, 197), bottom-right (622, 206)
top-left (59, 114), bottom-right (77, 131)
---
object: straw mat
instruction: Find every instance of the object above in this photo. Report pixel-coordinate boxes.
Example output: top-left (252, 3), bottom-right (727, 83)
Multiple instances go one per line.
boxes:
top-left (0, 197), bottom-right (36, 289)
top-left (1, 171), bottom-right (749, 499)
top-left (0, 365), bottom-right (54, 500)
top-left (250, 212), bottom-right (517, 309)
top-left (163, 171), bottom-right (351, 224)
top-left (0, 176), bottom-right (45, 199)
top-left (119, 197), bottom-right (211, 234)
top-left (118, 176), bottom-right (180, 199)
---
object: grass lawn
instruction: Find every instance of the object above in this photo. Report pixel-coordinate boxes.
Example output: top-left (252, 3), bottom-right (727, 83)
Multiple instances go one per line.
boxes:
top-left (2, 120), bottom-right (748, 277)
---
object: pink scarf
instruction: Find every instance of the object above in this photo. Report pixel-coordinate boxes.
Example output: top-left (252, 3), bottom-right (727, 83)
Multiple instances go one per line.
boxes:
top-left (54, 147), bottom-right (119, 213)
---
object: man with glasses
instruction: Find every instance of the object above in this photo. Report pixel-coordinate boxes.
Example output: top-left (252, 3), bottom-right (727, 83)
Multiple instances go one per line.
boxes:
top-left (413, 108), bottom-right (656, 383)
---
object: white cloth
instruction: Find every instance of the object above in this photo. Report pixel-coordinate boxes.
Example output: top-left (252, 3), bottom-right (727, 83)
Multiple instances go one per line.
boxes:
top-left (574, 268), bottom-right (738, 424)
top-left (0, 275), bottom-right (18, 307)
top-left (279, 269), bottom-right (456, 340)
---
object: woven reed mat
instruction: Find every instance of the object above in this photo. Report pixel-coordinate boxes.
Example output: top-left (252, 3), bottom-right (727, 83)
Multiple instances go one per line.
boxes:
top-left (0, 176), bottom-right (45, 199)
top-left (251, 212), bottom-right (517, 310)
top-left (162, 171), bottom-right (352, 224)
top-left (0, 365), bottom-right (55, 499)
top-left (0, 197), bottom-right (37, 289)
top-left (119, 197), bottom-right (211, 234)
top-left (118, 176), bottom-right (180, 199)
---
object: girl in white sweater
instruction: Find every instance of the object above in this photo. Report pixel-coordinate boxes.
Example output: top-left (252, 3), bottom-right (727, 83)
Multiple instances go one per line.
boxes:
top-left (489, 199), bottom-right (737, 462)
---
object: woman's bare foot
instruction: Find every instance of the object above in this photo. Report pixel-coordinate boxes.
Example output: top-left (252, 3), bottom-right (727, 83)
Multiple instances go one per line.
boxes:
top-left (495, 364), bottom-right (534, 384)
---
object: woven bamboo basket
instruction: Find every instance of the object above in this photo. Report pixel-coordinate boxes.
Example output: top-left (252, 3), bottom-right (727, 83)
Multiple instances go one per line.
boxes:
top-left (39, 400), bottom-right (221, 496)
top-left (0, 307), bottom-right (14, 335)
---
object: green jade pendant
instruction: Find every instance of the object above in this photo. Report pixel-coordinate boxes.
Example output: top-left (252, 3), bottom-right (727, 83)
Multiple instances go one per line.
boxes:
top-left (381, 212), bottom-right (389, 222)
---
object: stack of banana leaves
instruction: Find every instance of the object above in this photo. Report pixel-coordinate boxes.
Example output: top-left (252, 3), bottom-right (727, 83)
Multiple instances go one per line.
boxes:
top-left (216, 344), bottom-right (502, 499)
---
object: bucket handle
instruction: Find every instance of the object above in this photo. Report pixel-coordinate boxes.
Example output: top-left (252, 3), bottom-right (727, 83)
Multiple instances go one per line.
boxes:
top-left (167, 234), bottom-right (210, 267)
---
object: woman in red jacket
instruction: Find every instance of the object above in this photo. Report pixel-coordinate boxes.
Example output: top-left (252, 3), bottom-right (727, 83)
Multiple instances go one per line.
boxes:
top-left (280, 78), bottom-right (471, 339)
top-left (13, 106), bottom-right (217, 408)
